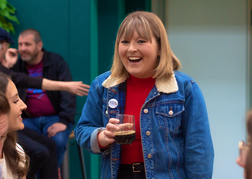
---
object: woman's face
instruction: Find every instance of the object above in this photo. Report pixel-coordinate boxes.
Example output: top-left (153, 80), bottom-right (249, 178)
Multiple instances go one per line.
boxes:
top-left (5, 80), bottom-right (27, 132)
top-left (118, 30), bottom-right (160, 78)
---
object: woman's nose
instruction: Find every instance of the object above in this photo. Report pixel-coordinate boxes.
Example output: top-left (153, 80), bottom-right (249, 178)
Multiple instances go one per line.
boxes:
top-left (20, 99), bottom-right (27, 110)
top-left (128, 43), bottom-right (137, 52)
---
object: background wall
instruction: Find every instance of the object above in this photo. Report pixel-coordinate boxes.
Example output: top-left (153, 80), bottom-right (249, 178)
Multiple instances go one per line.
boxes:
top-left (167, 0), bottom-right (248, 178)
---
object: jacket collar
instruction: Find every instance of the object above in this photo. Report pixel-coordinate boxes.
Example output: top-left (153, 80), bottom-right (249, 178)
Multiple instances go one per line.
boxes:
top-left (102, 72), bottom-right (178, 94)
top-left (41, 48), bottom-right (51, 67)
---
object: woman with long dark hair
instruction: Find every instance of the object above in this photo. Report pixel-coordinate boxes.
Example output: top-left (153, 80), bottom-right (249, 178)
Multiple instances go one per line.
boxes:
top-left (0, 72), bottom-right (29, 179)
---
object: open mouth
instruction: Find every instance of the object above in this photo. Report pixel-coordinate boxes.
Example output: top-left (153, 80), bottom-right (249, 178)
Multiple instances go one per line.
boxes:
top-left (128, 57), bottom-right (142, 63)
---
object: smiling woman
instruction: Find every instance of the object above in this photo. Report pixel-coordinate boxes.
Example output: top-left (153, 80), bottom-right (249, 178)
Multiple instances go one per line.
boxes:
top-left (118, 31), bottom-right (159, 78)
top-left (5, 79), bottom-right (27, 132)
top-left (0, 72), bottom-right (29, 179)
top-left (75, 11), bottom-right (214, 179)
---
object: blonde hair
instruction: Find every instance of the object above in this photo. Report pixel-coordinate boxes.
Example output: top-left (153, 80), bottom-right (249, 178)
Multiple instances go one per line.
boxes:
top-left (111, 11), bottom-right (181, 80)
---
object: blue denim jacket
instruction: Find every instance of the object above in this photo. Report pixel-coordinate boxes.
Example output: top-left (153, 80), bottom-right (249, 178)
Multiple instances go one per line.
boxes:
top-left (75, 71), bottom-right (214, 179)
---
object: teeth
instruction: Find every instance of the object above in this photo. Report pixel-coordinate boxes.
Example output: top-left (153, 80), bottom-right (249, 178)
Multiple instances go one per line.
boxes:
top-left (129, 57), bottom-right (141, 60)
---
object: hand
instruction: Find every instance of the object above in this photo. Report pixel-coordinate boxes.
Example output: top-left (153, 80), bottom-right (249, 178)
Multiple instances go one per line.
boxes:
top-left (66, 81), bottom-right (90, 96)
top-left (98, 118), bottom-right (120, 147)
top-left (47, 122), bottom-right (67, 138)
top-left (3, 48), bottom-right (18, 69)
top-left (236, 156), bottom-right (245, 167)
top-left (236, 156), bottom-right (247, 179)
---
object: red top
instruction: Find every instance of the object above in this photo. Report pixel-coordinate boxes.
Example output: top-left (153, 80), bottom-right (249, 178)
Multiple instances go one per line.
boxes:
top-left (121, 75), bottom-right (155, 164)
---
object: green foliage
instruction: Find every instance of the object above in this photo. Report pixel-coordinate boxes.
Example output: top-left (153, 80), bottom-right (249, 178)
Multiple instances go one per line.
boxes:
top-left (0, 0), bottom-right (19, 34)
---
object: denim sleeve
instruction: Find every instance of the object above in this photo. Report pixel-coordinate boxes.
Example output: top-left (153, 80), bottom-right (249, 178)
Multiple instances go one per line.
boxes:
top-left (74, 76), bottom-right (109, 154)
top-left (182, 82), bottom-right (214, 179)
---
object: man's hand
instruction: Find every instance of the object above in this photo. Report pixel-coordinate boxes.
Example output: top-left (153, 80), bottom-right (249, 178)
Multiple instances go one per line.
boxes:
top-left (66, 81), bottom-right (90, 96)
top-left (3, 48), bottom-right (18, 69)
top-left (47, 122), bottom-right (67, 138)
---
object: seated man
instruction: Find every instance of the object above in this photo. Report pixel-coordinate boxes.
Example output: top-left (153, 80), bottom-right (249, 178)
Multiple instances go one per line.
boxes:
top-left (12, 28), bottom-right (76, 169)
top-left (0, 27), bottom-right (89, 96)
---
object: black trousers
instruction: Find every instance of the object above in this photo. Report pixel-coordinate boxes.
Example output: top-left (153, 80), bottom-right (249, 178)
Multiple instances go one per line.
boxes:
top-left (117, 164), bottom-right (146, 179)
top-left (18, 127), bottom-right (58, 179)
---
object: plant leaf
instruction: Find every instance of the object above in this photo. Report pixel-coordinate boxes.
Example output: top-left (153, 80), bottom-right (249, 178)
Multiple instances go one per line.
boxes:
top-left (0, 1), bottom-right (19, 33)
top-left (0, 0), bottom-right (7, 10)
top-left (6, 5), bottom-right (15, 14)
top-left (6, 2), bottom-right (15, 11)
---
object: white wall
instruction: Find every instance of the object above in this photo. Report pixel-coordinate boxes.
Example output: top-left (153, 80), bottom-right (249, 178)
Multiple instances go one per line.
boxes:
top-left (166, 0), bottom-right (248, 178)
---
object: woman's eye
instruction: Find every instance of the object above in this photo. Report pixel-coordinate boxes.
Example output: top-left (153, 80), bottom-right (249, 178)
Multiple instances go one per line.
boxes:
top-left (13, 99), bottom-right (19, 104)
top-left (138, 40), bottom-right (146, 43)
top-left (121, 40), bottom-right (128, 44)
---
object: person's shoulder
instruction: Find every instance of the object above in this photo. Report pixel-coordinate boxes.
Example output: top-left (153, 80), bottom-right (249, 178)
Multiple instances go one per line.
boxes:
top-left (16, 143), bottom-right (25, 155)
top-left (43, 49), bottom-right (65, 61)
top-left (16, 143), bottom-right (26, 161)
top-left (174, 71), bottom-right (195, 84)
top-left (92, 71), bottom-right (111, 86)
top-left (15, 57), bottom-right (23, 66)
top-left (95, 71), bottom-right (111, 81)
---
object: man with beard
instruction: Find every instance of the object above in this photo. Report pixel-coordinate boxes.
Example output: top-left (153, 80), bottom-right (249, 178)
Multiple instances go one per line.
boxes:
top-left (12, 28), bottom-right (76, 178)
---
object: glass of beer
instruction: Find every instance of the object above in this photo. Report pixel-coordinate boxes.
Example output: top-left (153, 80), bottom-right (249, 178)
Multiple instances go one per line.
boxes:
top-left (114, 114), bottom-right (135, 145)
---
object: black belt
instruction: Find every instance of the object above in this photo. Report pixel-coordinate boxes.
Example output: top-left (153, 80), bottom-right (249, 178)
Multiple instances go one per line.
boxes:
top-left (120, 163), bottom-right (145, 173)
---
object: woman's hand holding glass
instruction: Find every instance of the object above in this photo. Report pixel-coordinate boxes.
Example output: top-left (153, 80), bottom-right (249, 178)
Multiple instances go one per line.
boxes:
top-left (98, 118), bottom-right (120, 148)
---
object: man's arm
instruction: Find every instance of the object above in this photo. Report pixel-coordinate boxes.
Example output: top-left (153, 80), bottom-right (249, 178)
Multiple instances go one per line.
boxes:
top-left (42, 79), bottom-right (89, 96)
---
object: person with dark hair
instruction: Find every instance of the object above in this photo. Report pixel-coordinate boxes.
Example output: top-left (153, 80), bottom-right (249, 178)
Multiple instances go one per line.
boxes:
top-left (0, 72), bottom-right (29, 179)
top-left (75, 11), bottom-right (214, 179)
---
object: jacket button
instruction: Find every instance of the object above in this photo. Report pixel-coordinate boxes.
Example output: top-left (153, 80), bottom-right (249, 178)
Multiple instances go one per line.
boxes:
top-left (147, 154), bottom-right (152, 159)
top-left (146, 131), bottom-right (151, 136)
top-left (105, 110), bottom-right (108, 114)
top-left (144, 109), bottom-right (148, 113)
top-left (169, 110), bottom-right (173, 115)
